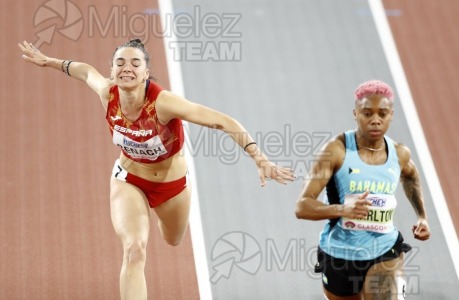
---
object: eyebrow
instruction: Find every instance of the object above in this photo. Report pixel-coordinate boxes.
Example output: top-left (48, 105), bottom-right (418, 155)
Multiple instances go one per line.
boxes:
top-left (362, 107), bottom-right (390, 110)
top-left (115, 58), bottom-right (142, 62)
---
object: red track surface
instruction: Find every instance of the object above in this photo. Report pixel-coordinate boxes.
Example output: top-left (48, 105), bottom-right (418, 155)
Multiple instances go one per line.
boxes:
top-left (384, 0), bottom-right (459, 236)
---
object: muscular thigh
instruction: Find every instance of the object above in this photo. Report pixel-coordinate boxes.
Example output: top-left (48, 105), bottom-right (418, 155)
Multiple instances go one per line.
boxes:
top-left (363, 254), bottom-right (404, 300)
top-left (110, 177), bottom-right (151, 242)
top-left (153, 185), bottom-right (191, 232)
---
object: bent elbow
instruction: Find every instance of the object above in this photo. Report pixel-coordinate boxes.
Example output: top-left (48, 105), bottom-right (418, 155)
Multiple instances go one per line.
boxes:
top-left (295, 199), bottom-right (321, 220)
top-left (295, 204), bottom-right (311, 220)
top-left (295, 211), bottom-right (305, 220)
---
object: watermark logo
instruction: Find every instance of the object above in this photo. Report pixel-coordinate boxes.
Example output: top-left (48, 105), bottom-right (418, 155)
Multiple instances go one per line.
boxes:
top-left (33, 0), bottom-right (83, 48)
top-left (210, 232), bottom-right (319, 284)
top-left (209, 231), bottom-right (422, 298)
top-left (210, 231), bottom-right (262, 284)
top-left (184, 126), bottom-right (332, 180)
top-left (32, 2), bottom-right (242, 61)
top-left (164, 6), bottom-right (242, 62)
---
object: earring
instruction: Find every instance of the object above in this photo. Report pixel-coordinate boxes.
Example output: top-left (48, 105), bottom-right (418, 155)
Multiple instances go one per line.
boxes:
top-left (142, 78), bottom-right (146, 83)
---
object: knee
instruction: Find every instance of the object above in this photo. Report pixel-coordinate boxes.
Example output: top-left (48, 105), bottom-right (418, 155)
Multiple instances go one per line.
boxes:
top-left (164, 236), bottom-right (183, 247)
top-left (124, 240), bottom-right (147, 265)
top-left (157, 220), bottom-right (186, 246)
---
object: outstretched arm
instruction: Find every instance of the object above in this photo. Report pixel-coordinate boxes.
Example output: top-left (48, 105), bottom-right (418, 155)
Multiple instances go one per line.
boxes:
top-left (155, 90), bottom-right (295, 186)
top-left (397, 144), bottom-right (430, 241)
top-left (18, 41), bottom-right (111, 108)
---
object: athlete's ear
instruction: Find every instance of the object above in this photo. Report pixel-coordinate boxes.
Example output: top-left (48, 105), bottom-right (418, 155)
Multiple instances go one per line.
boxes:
top-left (353, 109), bottom-right (357, 120)
top-left (145, 68), bottom-right (150, 81)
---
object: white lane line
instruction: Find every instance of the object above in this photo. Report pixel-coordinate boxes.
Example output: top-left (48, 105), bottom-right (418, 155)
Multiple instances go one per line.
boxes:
top-left (369, 0), bottom-right (459, 281)
top-left (158, 0), bottom-right (213, 298)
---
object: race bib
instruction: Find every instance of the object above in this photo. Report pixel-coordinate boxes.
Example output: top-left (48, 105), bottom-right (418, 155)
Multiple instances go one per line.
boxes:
top-left (113, 130), bottom-right (167, 161)
top-left (341, 194), bottom-right (397, 233)
top-left (112, 159), bottom-right (127, 181)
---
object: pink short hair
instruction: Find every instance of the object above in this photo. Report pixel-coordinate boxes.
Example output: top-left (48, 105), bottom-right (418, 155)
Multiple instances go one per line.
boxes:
top-left (354, 80), bottom-right (394, 102)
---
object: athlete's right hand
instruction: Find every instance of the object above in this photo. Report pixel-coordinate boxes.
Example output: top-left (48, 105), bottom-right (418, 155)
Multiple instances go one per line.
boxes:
top-left (18, 41), bottom-right (49, 67)
top-left (343, 190), bottom-right (372, 219)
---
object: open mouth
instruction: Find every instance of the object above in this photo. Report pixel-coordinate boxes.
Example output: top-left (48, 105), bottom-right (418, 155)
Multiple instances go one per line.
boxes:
top-left (120, 76), bottom-right (135, 81)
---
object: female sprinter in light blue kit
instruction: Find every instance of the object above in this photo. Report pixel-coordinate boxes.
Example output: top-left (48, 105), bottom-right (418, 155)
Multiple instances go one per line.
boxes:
top-left (296, 80), bottom-right (430, 300)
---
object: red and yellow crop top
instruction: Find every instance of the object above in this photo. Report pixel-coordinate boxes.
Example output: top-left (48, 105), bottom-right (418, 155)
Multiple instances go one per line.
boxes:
top-left (105, 80), bottom-right (184, 163)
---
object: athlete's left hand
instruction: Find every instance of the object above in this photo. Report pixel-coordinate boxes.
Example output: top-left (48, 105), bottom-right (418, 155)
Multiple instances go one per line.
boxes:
top-left (412, 218), bottom-right (430, 241)
top-left (257, 159), bottom-right (295, 187)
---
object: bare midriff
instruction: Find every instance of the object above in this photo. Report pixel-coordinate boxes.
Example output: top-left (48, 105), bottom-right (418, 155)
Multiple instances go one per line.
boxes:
top-left (119, 149), bottom-right (187, 182)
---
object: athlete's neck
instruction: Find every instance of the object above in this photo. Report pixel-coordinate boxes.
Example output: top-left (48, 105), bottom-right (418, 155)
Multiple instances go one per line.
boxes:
top-left (119, 83), bottom-right (146, 112)
top-left (355, 132), bottom-right (385, 151)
